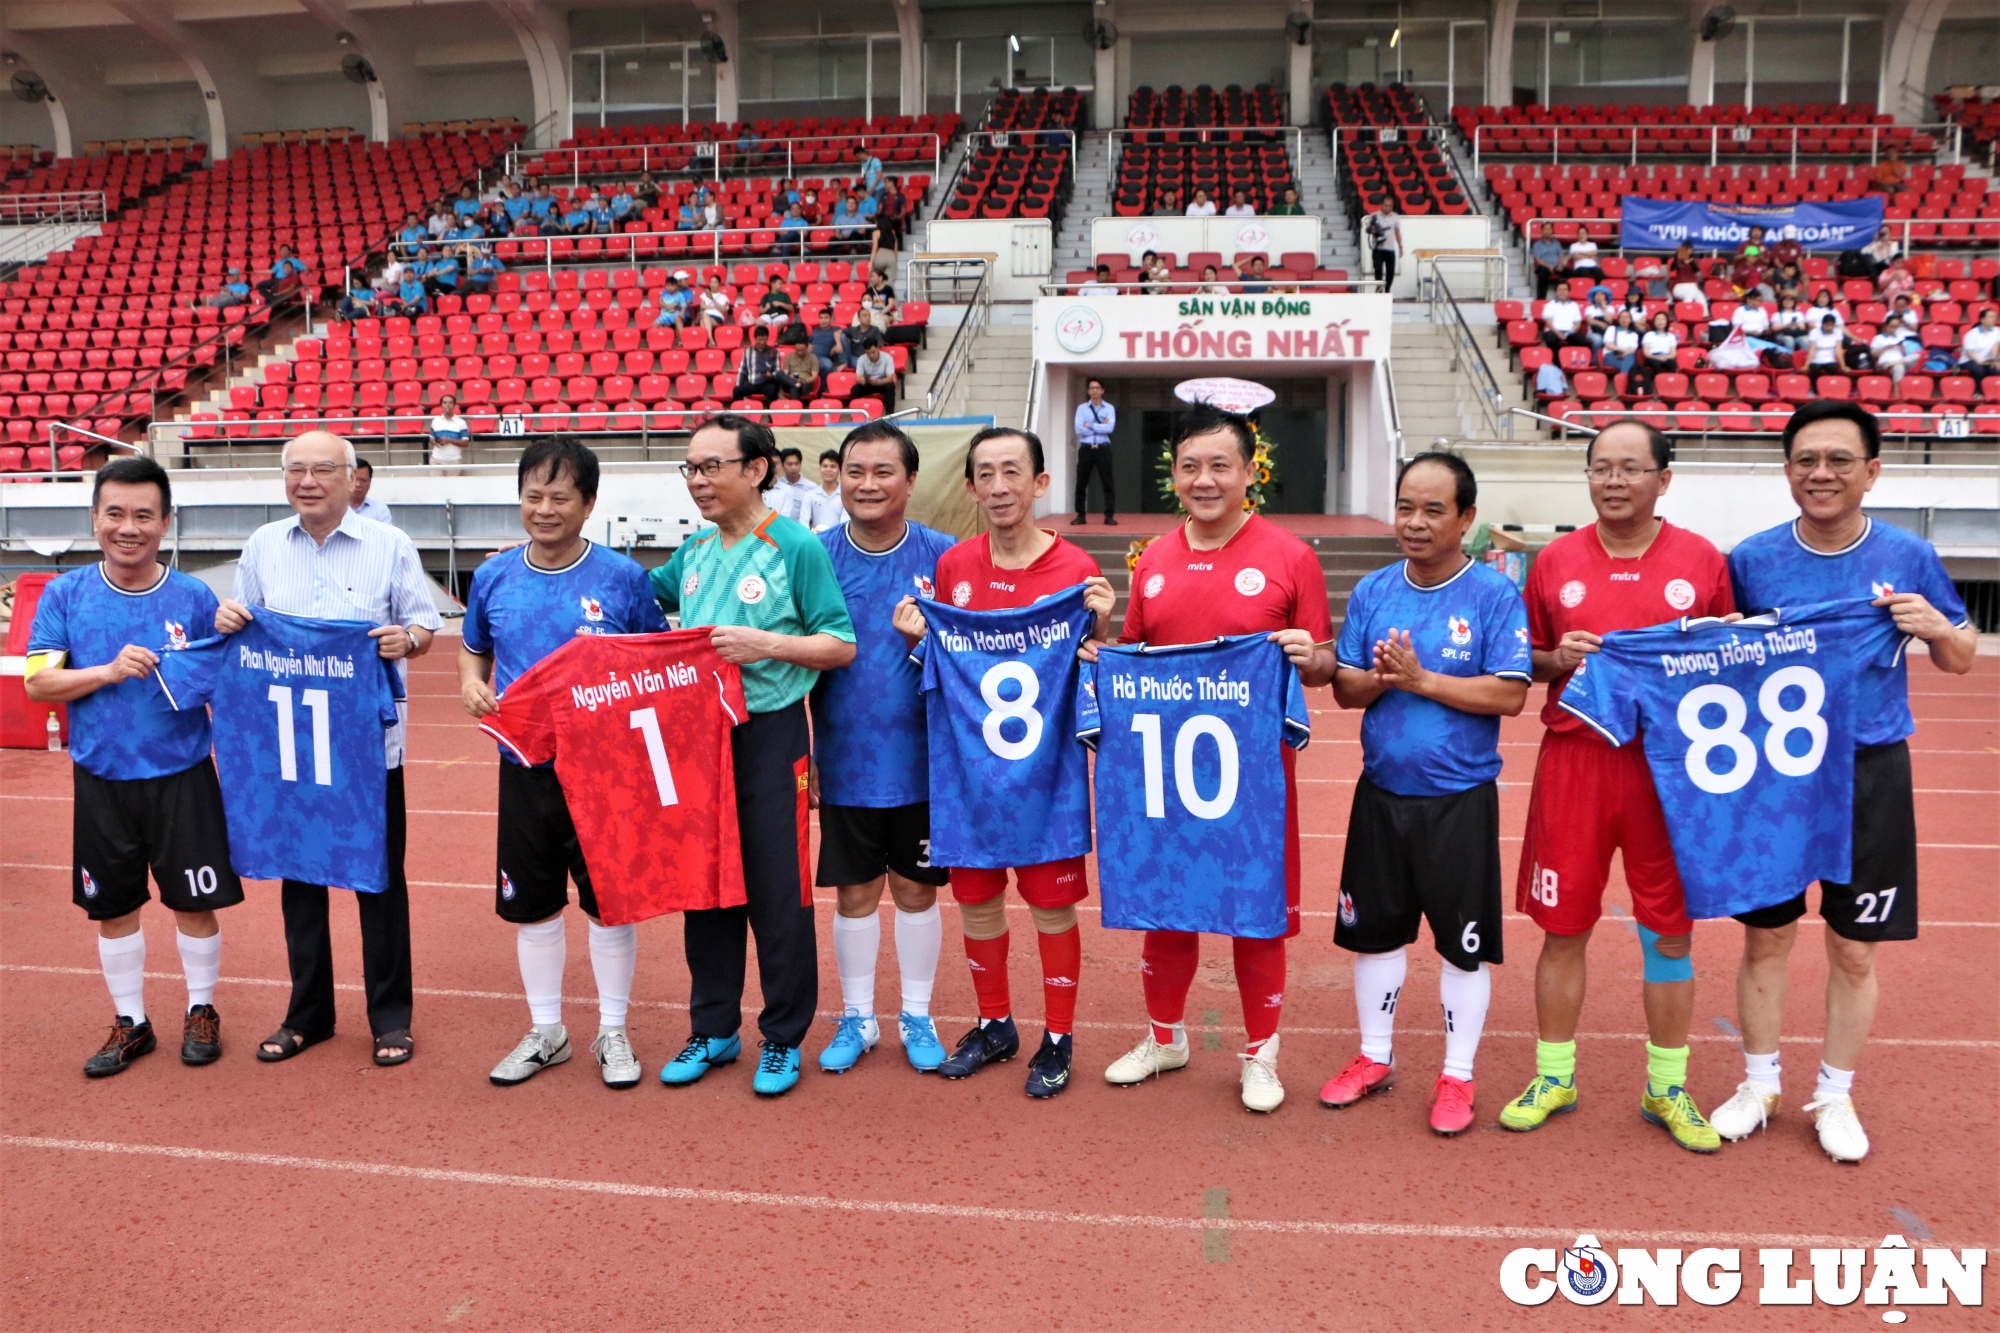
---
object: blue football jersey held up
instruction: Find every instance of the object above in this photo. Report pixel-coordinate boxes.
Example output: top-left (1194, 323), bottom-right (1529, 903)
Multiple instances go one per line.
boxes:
top-left (1728, 518), bottom-right (1968, 748)
top-left (813, 520), bottom-right (957, 808)
top-left (1558, 599), bottom-right (1907, 919)
top-left (1335, 559), bottom-right (1533, 797)
top-left (24, 564), bottom-right (220, 781)
top-left (915, 583), bottom-right (1095, 869)
top-left (158, 611), bottom-right (402, 892)
top-left (1079, 635), bottom-right (1310, 938)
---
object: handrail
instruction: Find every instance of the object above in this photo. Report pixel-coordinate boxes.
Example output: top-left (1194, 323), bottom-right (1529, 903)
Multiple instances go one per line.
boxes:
top-left (1416, 252), bottom-right (1507, 304)
top-left (1425, 260), bottom-right (1508, 439)
top-left (1379, 355), bottom-right (1403, 458)
top-left (924, 259), bottom-right (988, 418)
top-left (1508, 402), bottom-right (1999, 445)
top-left (1021, 357), bottom-right (1039, 432)
top-left (1469, 120), bottom-right (1966, 177)
top-left (506, 132), bottom-right (945, 195)
top-left (37, 421), bottom-right (140, 481)
top-left (0, 190), bottom-right (108, 228)
top-left (368, 222), bottom-right (881, 287)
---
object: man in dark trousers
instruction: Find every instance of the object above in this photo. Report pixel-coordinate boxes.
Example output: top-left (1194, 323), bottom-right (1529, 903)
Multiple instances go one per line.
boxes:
top-left (1072, 377), bottom-right (1118, 526)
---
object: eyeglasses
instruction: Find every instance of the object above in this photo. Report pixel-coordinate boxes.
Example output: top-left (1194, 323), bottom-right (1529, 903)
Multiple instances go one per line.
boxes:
top-left (1584, 464), bottom-right (1661, 481)
top-left (679, 456), bottom-right (751, 479)
top-left (283, 463), bottom-right (347, 480)
top-left (1786, 452), bottom-right (1867, 475)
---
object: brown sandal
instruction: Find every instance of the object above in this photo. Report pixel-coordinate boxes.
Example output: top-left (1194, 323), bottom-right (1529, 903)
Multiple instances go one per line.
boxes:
top-left (373, 1030), bottom-right (414, 1067)
top-left (256, 1027), bottom-right (331, 1063)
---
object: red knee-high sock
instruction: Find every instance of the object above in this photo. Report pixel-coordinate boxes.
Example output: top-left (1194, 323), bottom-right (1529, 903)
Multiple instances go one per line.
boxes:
top-left (963, 931), bottom-right (1012, 1020)
top-left (1141, 930), bottom-right (1200, 1043)
top-left (1233, 935), bottom-right (1286, 1048)
top-left (1037, 926), bottom-right (1081, 1036)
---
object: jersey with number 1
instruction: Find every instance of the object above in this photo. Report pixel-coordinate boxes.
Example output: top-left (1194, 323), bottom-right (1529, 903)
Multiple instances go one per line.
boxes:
top-left (1557, 599), bottom-right (1907, 918)
top-left (915, 583), bottom-right (1096, 869)
top-left (480, 629), bottom-right (750, 925)
top-left (155, 612), bottom-right (402, 892)
top-left (1080, 635), bottom-right (1310, 937)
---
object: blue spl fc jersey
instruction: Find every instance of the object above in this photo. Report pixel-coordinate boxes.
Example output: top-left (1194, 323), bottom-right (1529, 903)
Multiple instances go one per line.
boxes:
top-left (461, 541), bottom-right (668, 765)
top-left (1335, 559), bottom-right (1532, 797)
top-left (1079, 635), bottom-right (1310, 938)
top-left (157, 611), bottom-right (403, 892)
top-left (813, 520), bottom-right (956, 808)
top-left (24, 564), bottom-right (219, 781)
top-left (915, 583), bottom-right (1095, 868)
top-left (1558, 599), bottom-right (1908, 918)
top-left (1728, 518), bottom-right (1968, 748)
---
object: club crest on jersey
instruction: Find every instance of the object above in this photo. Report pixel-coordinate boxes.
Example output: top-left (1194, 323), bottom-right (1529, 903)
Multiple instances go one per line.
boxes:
top-left (1338, 892), bottom-right (1357, 927)
top-left (951, 580), bottom-right (973, 608)
top-left (1664, 578), bottom-right (1696, 612)
top-left (578, 596), bottom-right (606, 625)
top-left (1871, 580), bottom-right (1895, 597)
top-left (1234, 567), bottom-right (1266, 597)
top-left (736, 574), bottom-right (767, 605)
top-left (682, 569), bottom-right (701, 597)
top-left (1558, 580), bottom-right (1586, 609)
top-left (1557, 1236), bottom-right (1617, 1305)
top-left (499, 871), bottom-right (516, 901)
top-left (1448, 616), bottom-right (1472, 646)
top-left (913, 574), bottom-right (935, 599)
top-left (163, 619), bottom-right (189, 649)
top-left (80, 868), bottom-right (99, 899)
top-left (1143, 573), bottom-right (1166, 599)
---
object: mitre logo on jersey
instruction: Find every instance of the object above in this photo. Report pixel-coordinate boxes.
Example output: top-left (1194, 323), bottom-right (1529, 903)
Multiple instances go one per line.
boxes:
top-left (736, 574), bottom-right (767, 605)
top-left (1234, 567), bottom-right (1267, 596)
top-left (1144, 573), bottom-right (1166, 599)
top-left (951, 580), bottom-right (973, 607)
top-left (1559, 580), bottom-right (1587, 609)
top-left (80, 867), bottom-right (99, 899)
top-left (1664, 578), bottom-right (1697, 612)
top-left (1449, 616), bottom-right (1472, 645)
top-left (164, 619), bottom-right (189, 649)
top-left (913, 574), bottom-right (935, 599)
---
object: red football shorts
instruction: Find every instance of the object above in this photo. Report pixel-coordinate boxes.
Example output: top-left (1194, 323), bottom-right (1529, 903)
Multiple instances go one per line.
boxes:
top-left (1516, 729), bottom-right (1691, 937)
top-left (950, 856), bottom-right (1089, 909)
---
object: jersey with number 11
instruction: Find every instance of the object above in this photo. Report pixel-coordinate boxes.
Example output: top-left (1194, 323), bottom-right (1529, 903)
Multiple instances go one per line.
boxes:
top-left (481, 629), bottom-right (750, 925)
top-left (1557, 599), bottom-right (1907, 918)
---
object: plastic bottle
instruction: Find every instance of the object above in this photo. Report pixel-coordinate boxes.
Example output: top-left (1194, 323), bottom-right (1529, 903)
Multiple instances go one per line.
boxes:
top-left (46, 712), bottom-right (62, 751)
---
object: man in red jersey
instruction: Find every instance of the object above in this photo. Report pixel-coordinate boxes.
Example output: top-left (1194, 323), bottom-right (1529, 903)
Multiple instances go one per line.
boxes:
top-left (892, 425), bottom-right (1113, 1096)
top-left (1497, 419), bottom-right (1735, 1152)
top-left (1094, 404), bottom-right (1337, 1112)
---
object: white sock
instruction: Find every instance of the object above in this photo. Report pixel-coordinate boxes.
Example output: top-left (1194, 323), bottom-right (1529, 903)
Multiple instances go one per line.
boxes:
top-left (832, 911), bottom-right (880, 1017)
top-left (176, 929), bottom-right (221, 1010)
top-left (1745, 1049), bottom-right (1782, 1091)
top-left (894, 903), bottom-right (943, 1017)
top-left (1353, 947), bottom-right (1407, 1065)
top-left (1439, 961), bottom-right (1491, 1082)
top-left (98, 931), bottom-right (147, 1023)
top-left (516, 916), bottom-right (567, 1029)
top-left (587, 921), bottom-right (637, 1028)
top-left (1814, 1061), bottom-right (1855, 1104)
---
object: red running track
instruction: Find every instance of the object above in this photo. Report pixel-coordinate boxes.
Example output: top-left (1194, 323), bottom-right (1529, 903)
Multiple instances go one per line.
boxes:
top-left (2, 653), bottom-right (1994, 1331)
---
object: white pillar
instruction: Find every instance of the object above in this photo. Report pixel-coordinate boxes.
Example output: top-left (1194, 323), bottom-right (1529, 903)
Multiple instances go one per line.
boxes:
top-left (1687, 0), bottom-right (1729, 109)
top-left (1092, 4), bottom-right (1118, 130)
top-left (896, 0), bottom-right (924, 116)
top-left (1288, 34), bottom-right (1311, 128)
top-left (1484, 0), bottom-right (1519, 107)
top-left (704, 0), bottom-right (741, 125)
top-left (1878, 0), bottom-right (1950, 123)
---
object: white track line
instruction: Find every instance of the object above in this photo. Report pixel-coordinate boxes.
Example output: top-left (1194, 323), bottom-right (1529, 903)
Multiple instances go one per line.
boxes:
top-left (4, 965), bottom-right (1992, 1047)
top-left (0, 1135), bottom-right (1933, 1250)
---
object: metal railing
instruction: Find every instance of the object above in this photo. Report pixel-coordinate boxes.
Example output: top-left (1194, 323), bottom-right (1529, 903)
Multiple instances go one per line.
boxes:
top-left (1106, 126), bottom-right (1304, 166)
top-left (908, 255), bottom-right (992, 306)
top-left (0, 190), bottom-right (108, 228)
top-left (1468, 121), bottom-right (1966, 177)
top-left (1020, 358), bottom-right (1040, 432)
top-left (1415, 252), bottom-right (1507, 304)
top-left (369, 223), bottom-right (884, 287)
top-left (1508, 402), bottom-right (2000, 447)
top-left (1426, 261), bottom-right (1509, 439)
top-left (924, 259), bottom-right (988, 419)
top-left (505, 133), bottom-right (944, 193)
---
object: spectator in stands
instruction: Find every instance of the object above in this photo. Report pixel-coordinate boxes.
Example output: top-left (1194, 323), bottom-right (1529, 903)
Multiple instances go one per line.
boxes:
top-left (1862, 226), bottom-right (1901, 277)
top-left (453, 185), bottom-right (480, 220)
top-left (1768, 294), bottom-right (1809, 353)
top-left (1079, 264), bottom-right (1118, 297)
top-left (1583, 287), bottom-right (1618, 352)
top-left (475, 201), bottom-right (511, 239)
top-left (1529, 226), bottom-right (1567, 301)
top-left (349, 459), bottom-right (391, 523)
top-left (1870, 324), bottom-right (1920, 386)
top-left (846, 307), bottom-right (886, 366)
top-left (1771, 261), bottom-right (1804, 304)
top-left (258, 245), bottom-right (306, 301)
top-left (857, 145), bottom-right (884, 197)
top-left (559, 195), bottom-right (594, 236)
top-left (1196, 264), bottom-right (1230, 296)
top-left (1876, 255), bottom-right (1916, 302)
top-left (1137, 251), bottom-right (1170, 293)
top-left (1733, 225), bottom-right (1769, 269)
top-left (778, 335), bottom-right (822, 401)
top-left (464, 246), bottom-right (503, 296)
top-left (337, 281), bottom-right (379, 322)
top-left (1767, 232), bottom-right (1804, 274)
top-left (395, 267), bottom-right (429, 316)
top-left (797, 185), bottom-right (824, 225)
top-left (585, 190), bottom-right (616, 233)
top-left (771, 447), bottom-right (816, 520)
top-left (654, 275), bottom-right (692, 327)
top-left (698, 187), bottom-right (722, 230)
top-left (778, 203), bottom-right (810, 233)
top-left (1807, 287), bottom-right (1845, 334)
top-left (737, 123), bottom-right (764, 165)
top-left (863, 269), bottom-right (898, 322)
top-left (1869, 146), bottom-right (1908, 194)
top-left (1729, 249), bottom-right (1769, 301)
top-left (423, 246), bottom-right (460, 298)
top-left (1155, 186), bottom-right (1184, 216)
top-left (1364, 200), bottom-right (1401, 290)
top-left (1729, 290), bottom-right (1772, 346)
top-left (735, 327), bottom-right (782, 401)
top-left (676, 194), bottom-right (705, 232)
top-left (1186, 189), bottom-right (1218, 219)
top-left (1225, 189), bottom-right (1257, 218)
top-left (759, 283), bottom-right (797, 330)
top-left (1804, 313), bottom-right (1851, 382)
top-left (852, 343), bottom-right (897, 410)
top-left (398, 212), bottom-right (427, 251)
top-left (206, 266), bottom-right (251, 309)
top-left (1959, 308), bottom-right (2000, 386)
top-left (876, 188), bottom-right (908, 249)
top-left (1541, 290), bottom-right (1588, 352)
top-left (1239, 256), bottom-right (1272, 294)
top-left (1566, 232), bottom-right (1604, 283)
top-left (427, 204), bottom-right (454, 240)
top-left (527, 184), bottom-right (557, 226)
top-left (869, 222), bottom-right (898, 280)
top-left (1601, 310), bottom-right (1641, 382)
top-left (1885, 293), bottom-right (1921, 337)
top-left (428, 394), bottom-right (468, 470)
top-left (499, 180), bottom-right (530, 225)
top-left (807, 450), bottom-right (847, 531)
top-left (607, 188), bottom-right (634, 227)
top-left (831, 191), bottom-right (868, 240)
top-left (697, 274), bottom-right (733, 330)
top-left (1630, 311), bottom-right (1678, 398)
top-left (1270, 186), bottom-right (1305, 217)
top-left (1667, 241), bottom-right (1706, 312)
top-left (1619, 288), bottom-right (1647, 323)
top-left (635, 173), bottom-right (661, 211)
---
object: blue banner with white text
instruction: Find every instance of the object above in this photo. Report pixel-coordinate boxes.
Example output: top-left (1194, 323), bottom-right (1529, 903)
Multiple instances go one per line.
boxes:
top-left (1618, 195), bottom-right (1885, 253)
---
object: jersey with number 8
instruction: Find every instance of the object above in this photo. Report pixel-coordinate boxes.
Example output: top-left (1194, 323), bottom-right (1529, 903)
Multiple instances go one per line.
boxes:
top-left (1558, 599), bottom-right (1908, 919)
top-left (481, 628), bottom-right (751, 925)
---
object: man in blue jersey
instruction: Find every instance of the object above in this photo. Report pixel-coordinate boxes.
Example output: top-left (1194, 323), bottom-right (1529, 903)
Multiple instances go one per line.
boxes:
top-left (1712, 400), bottom-right (1976, 1163)
top-left (25, 457), bottom-right (243, 1077)
top-left (459, 437), bottom-right (669, 1091)
top-left (1321, 452), bottom-right (1532, 1136)
top-left (810, 421), bottom-right (958, 1073)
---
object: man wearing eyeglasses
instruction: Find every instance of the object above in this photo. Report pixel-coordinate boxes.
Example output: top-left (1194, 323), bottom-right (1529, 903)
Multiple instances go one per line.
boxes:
top-left (648, 415), bottom-right (856, 1097)
top-left (215, 431), bottom-right (442, 1069)
top-left (1710, 399), bottom-right (1974, 1163)
top-left (1498, 418), bottom-right (1735, 1152)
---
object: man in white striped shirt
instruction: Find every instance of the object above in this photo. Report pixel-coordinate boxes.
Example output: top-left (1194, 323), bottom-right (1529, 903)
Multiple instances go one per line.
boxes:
top-left (215, 430), bottom-right (442, 1068)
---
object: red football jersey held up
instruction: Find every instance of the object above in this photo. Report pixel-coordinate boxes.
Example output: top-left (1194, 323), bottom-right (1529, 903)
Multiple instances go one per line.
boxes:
top-left (481, 628), bottom-right (750, 925)
top-left (935, 531), bottom-right (1101, 611)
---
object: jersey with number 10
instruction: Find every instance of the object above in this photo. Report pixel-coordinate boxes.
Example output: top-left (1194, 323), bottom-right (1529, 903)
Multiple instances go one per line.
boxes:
top-left (916, 584), bottom-right (1095, 869)
top-left (1558, 599), bottom-right (1907, 918)
top-left (1080, 635), bottom-right (1310, 937)
top-left (156, 612), bottom-right (402, 892)
top-left (480, 629), bottom-right (749, 925)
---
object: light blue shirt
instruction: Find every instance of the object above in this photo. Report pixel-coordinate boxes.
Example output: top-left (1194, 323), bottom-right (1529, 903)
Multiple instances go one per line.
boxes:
top-left (1074, 399), bottom-right (1116, 445)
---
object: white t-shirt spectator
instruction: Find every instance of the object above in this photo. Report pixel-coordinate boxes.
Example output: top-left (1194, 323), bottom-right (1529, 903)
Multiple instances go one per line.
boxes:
top-left (428, 411), bottom-right (469, 464)
top-left (1641, 329), bottom-right (1679, 360)
top-left (1963, 324), bottom-right (2000, 364)
top-left (1806, 305), bottom-right (1845, 334)
top-left (806, 486), bottom-right (847, 532)
top-left (1568, 239), bottom-right (1600, 268)
top-left (1185, 198), bottom-right (1218, 218)
top-left (1730, 304), bottom-right (1771, 336)
top-left (699, 289), bottom-right (731, 322)
top-left (1544, 299), bottom-right (1583, 335)
top-left (1806, 327), bottom-right (1845, 365)
top-left (1224, 201), bottom-right (1258, 218)
top-left (1885, 306), bottom-right (1921, 335)
top-left (1870, 331), bottom-right (1913, 366)
top-left (1605, 325), bottom-right (1640, 357)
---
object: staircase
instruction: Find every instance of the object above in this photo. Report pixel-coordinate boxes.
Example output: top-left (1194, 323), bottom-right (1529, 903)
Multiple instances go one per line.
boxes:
top-left (906, 323), bottom-right (1033, 424)
top-left (1391, 320), bottom-right (1532, 447)
top-left (1068, 529), bottom-right (1402, 632)
top-left (1294, 133), bottom-right (1358, 272)
top-left (1051, 133), bottom-right (1113, 276)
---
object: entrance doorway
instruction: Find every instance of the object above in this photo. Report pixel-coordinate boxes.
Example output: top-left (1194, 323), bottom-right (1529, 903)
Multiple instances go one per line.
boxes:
top-left (1077, 376), bottom-right (1335, 516)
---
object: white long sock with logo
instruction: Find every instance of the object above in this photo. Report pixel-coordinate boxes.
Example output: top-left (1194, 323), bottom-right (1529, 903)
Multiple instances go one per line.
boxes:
top-left (895, 904), bottom-right (943, 1017)
top-left (587, 921), bottom-right (637, 1027)
top-left (517, 916), bottom-right (567, 1029)
top-left (1353, 947), bottom-right (1406, 1065)
top-left (832, 911), bottom-right (880, 1017)
top-left (98, 931), bottom-right (146, 1024)
top-left (1439, 961), bottom-right (1491, 1082)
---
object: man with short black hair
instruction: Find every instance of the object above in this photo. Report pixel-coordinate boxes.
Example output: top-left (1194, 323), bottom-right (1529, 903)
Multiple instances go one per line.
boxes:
top-left (771, 446), bottom-right (816, 523)
top-left (25, 457), bottom-right (245, 1077)
top-left (1071, 377), bottom-right (1117, 527)
top-left (806, 448), bottom-right (847, 531)
top-left (350, 458), bottom-right (391, 524)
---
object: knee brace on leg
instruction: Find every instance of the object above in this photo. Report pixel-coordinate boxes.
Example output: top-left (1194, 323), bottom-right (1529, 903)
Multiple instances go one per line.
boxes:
top-left (958, 896), bottom-right (1009, 941)
top-left (1028, 904), bottom-right (1077, 935)
top-left (1638, 926), bottom-right (1694, 983)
